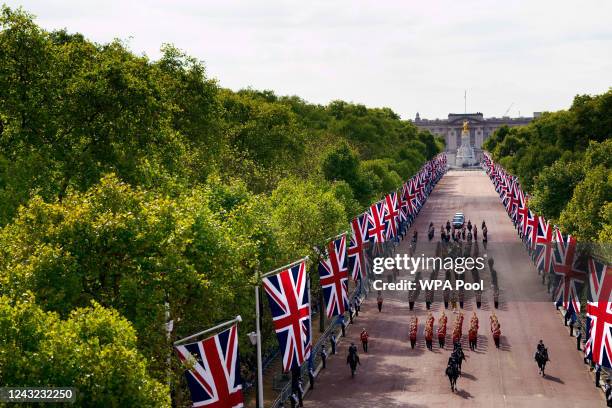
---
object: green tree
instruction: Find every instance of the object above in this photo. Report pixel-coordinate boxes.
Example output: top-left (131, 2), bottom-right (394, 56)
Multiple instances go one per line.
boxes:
top-left (559, 165), bottom-right (612, 242)
top-left (528, 160), bottom-right (584, 221)
top-left (0, 294), bottom-right (170, 407)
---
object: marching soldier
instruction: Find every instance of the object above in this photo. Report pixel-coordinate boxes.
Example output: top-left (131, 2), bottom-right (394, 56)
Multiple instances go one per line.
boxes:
top-left (377, 291), bottom-right (384, 312)
top-left (470, 311), bottom-right (479, 327)
top-left (475, 290), bottom-right (482, 309)
top-left (425, 312), bottom-right (434, 350)
top-left (360, 328), bottom-right (370, 353)
top-left (469, 312), bottom-right (479, 351)
top-left (468, 326), bottom-right (477, 351)
top-left (493, 287), bottom-right (500, 309)
top-left (450, 291), bottom-right (458, 311)
top-left (425, 288), bottom-right (433, 310)
top-left (438, 311), bottom-right (448, 348)
top-left (490, 313), bottom-right (501, 348)
top-left (409, 316), bottom-right (418, 349)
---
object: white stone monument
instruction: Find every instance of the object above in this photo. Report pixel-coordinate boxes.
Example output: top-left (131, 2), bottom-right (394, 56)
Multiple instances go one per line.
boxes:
top-left (455, 120), bottom-right (477, 167)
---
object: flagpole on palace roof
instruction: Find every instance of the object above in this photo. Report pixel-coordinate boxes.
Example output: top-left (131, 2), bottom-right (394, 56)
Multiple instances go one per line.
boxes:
top-left (260, 256), bottom-right (310, 279)
top-left (173, 315), bottom-right (242, 346)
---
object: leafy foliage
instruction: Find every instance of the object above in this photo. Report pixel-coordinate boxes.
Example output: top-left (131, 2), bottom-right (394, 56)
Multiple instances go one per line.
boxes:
top-left (484, 90), bottom-right (612, 242)
top-left (0, 294), bottom-right (170, 407)
top-left (0, 6), bottom-right (444, 406)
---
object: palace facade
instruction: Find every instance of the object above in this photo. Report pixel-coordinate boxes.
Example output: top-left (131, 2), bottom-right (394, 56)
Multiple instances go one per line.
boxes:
top-left (413, 112), bottom-right (538, 163)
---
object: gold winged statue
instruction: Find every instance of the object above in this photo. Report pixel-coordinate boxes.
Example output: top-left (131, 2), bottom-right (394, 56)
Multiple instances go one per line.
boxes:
top-left (462, 120), bottom-right (469, 132)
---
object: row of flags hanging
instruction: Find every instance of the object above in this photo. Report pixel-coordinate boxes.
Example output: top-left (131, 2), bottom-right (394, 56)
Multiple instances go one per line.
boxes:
top-left (174, 154), bottom-right (447, 407)
top-left (262, 153), bottom-right (447, 373)
top-left (482, 154), bottom-right (612, 369)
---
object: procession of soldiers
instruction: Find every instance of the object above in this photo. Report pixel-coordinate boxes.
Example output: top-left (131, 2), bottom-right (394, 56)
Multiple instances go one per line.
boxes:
top-left (283, 215), bottom-right (560, 408)
top-left (338, 216), bottom-right (506, 392)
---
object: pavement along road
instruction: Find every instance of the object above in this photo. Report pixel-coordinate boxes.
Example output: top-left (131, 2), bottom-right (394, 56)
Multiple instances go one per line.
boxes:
top-left (306, 170), bottom-right (601, 408)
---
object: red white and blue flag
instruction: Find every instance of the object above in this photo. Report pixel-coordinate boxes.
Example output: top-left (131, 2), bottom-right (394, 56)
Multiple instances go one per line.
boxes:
top-left (384, 192), bottom-right (399, 239)
top-left (534, 216), bottom-right (554, 274)
top-left (319, 234), bottom-right (349, 318)
top-left (403, 179), bottom-right (420, 216)
top-left (348, 214), bottom-right (368, 281)
top-left (552, 231), bottom-right (586, 315)
top-left (584, 258), bottom-right (612, 368)
top-left (396, 187), bottom-right (409, 223)
top-left (263, 260), bottom-right (312, 372)
top-left (525, 211), bottom-right (539, 248)
top-left (175, 325), bottom-right (243, 408)
top-left (368, 201), bottom-right (386, 243)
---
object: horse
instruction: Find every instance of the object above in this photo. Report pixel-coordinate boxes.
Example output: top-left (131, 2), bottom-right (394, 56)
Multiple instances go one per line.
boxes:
top-left (535, 348), bottom-right (549, 376)
top-left (347, 351), bottom-right (360, 378)
top-left (446, 361), bottom-right (460, 392)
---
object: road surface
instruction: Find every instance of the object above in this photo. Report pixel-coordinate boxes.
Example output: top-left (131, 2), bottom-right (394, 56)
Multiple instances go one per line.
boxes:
top-left (306, 170), bottom-right (601, 408)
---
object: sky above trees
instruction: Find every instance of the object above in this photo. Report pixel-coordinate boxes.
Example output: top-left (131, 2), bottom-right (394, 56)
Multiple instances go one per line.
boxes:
top-left (5, 0), bottom-right (612, 119)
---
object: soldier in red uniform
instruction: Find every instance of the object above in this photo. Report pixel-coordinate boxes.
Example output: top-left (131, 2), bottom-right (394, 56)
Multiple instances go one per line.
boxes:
top-left (490, 313), bottom-right (501, 348)
top-left (438, 311), bottom-right (448, 348)
top-left (425, 312), bottom-right (434, 350)
top-left (360, 328), bottom-right (369, 353)
top-left (409, 316), bottom-right (418, 349)
top-left (452, 312), bottom-right (464, 345)
top-left (469, 312), bottom-right (479, 351)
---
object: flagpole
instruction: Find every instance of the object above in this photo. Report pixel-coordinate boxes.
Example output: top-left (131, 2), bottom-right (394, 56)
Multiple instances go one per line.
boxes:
top-left (261, 256), bottom-right (310, 279)
top-left (255, 274), bottom-right (264, 408)
top-left (173, 315), bottom-right (242, 346)
top-left (324, 231), bottom-right (348, 243)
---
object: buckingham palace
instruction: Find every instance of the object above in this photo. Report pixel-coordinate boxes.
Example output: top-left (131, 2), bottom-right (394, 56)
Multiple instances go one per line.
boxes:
top-left (413, 112), bottom-right (539, 164)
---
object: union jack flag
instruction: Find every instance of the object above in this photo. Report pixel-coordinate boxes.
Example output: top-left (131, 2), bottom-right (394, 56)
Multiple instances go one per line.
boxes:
top-left (384, 192), bottom-right (399, 239)
top-left (368, 200), bottom-right (386, 243)
top-left (402, 179), bottom-right (419, 216)
top-left (414, 175), bottom-right (426, 203)
top-left (348, 214), bottom-right (368, 281)
top-left (175, 325), bottom-right (243, 408)
top-left (403, 179), bottom-right (420, 216)
top-left (524, 211), bottom-right (539, 248)
top-left (534, 216), bottom-right (554, 274)
top-left (552, 230), bottom-right (586, 316)
top-left (263, 261), bottom-right (312, 372)
top-left (584, 258), bottom-right (612, 368)
top-left (396, 188), bottom-right (409, 223)
top-left (319, 234), bottom-right (349, 317)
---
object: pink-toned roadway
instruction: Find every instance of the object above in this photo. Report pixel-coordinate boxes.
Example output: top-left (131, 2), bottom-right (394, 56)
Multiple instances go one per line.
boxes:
top-left (306, 170), bottom-right (602, 408)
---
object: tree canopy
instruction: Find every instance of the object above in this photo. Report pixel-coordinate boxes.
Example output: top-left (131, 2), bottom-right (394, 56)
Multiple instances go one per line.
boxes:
top-left (0, 6), bottom-right (444, 406)
top-left (484, 90), bottom-right (612, 244)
